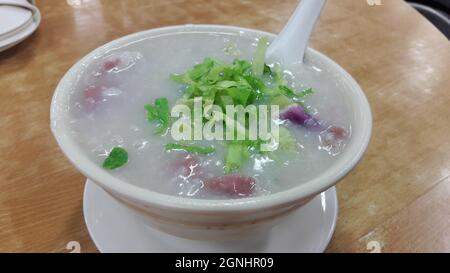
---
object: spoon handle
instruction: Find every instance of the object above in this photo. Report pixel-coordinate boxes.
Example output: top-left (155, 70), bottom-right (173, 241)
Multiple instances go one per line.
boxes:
top-left (267, 0), bottom-right (327, 65)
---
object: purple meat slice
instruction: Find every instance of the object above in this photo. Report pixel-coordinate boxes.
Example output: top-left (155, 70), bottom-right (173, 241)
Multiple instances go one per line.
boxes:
top-left (280, 105), bottom-right (321, 129)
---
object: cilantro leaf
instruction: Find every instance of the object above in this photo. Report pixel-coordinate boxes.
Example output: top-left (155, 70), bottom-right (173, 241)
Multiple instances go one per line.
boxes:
top-left (145, 97), bottom-right (170, 134)
top-left (263, 63), bottom-right (272, 75)
top-left (279, 85), bottom-right (314, 101)
top-left (279, 85), bottom-right (297, 98)
top-left (103, 147), bottom-right (128, 170)
top-left (297, 87), bottom-right (314, 98)
top-left (170, 73), bottom-right (193, 85)
top-left (226, 86), bottom-right (252, 106)
top-left (190, 58), bottom-right (214, 81)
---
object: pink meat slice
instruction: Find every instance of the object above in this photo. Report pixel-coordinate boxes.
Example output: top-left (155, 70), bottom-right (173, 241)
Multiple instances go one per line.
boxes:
top-left (83, 85), bottom-right (105, 111)
top-left (204, 175), bottom-right (256, 197)
top-left (170, 154), bottom-right (201, 178)
top-left (84, 85), bottom-right (103, 102)
top-left (102, 57), bottom-right (122, 72)
top-left (320, 126), bottom-right (348, 146)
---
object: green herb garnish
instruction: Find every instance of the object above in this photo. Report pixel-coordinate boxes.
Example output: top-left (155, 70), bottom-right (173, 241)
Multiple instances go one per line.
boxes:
top-left (224, 142), bottom-right (250, 173)
top-left (278, 127), bottom-right (297, 151)
top-left (279, 85), bottom-right (314, 101)
top-left (103, 147), bottom-right (128, 170)
top-left (270, 95), bottom-right (294, 109)
top-left (165, 143), bottom-right (215, 155)
top-left (252, 37), bottom-right (268, 76)
top-left (298, 87), bottom-right (314, 98)
top-left (163, 37), bottom-right (314, 173)
top-left (145, 97), bottom-right (170, 134)
top-left (271, 63), bottom-right (285, 85)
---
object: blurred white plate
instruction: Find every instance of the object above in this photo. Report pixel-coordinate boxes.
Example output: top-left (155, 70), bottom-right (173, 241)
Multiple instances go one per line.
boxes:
top-left (0, 3), bottom-right (41, 52)
top-left (83, 180), bottom-right (338, 253)
top-left (0, 6), bottom-right (32, 38)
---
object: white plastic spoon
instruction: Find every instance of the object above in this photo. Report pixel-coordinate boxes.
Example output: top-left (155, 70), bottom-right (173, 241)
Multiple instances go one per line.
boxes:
top-left (266, 0), bottom-right (327, 65)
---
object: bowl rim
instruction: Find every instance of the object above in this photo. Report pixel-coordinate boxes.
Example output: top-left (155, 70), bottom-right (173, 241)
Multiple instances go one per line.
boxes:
top-left (51, 24), bottom-right (372, 212)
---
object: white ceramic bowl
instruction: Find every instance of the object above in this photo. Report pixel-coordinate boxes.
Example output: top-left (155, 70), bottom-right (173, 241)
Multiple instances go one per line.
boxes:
top-left (51, 25), bottom-right (372, 240)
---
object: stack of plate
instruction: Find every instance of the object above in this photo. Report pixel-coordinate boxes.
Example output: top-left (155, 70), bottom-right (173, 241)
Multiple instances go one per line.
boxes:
top-left (0, 0), bottom-right (41, 52)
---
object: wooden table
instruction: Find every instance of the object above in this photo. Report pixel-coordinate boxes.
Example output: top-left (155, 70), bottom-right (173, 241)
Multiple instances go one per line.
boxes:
top-left (1, 0), bottom-right (449, 253)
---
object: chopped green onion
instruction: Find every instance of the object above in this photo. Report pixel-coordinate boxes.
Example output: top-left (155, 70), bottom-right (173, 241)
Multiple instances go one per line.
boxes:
top-left (270, 95), bottom-right (295, 109)
top-left (225, 142), bottom-right (249, 173)
top-left (165, 143), bottom-right (215, 155)
top-left (272, 63), bottom-right (285, 85)
top-left (278, 127), bottom-right (297, 151)
top-left (252, 37), bottom-right (268, 76)
top-left (297, 88), bottom-right (314, 98)
top-left (166, 36), bottom-right (316, 174)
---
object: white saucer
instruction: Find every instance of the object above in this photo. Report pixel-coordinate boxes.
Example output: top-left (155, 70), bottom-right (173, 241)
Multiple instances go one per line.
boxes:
top-left (0, 3), bottom-right (41, 52)
top-left (83, 180), bottom-right (338, 253)
top-left (0, 6), bottom-right (32, 39)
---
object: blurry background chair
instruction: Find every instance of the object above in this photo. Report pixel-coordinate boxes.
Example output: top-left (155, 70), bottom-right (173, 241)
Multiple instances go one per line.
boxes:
top-left (406, 0), bottom-right (450, 39)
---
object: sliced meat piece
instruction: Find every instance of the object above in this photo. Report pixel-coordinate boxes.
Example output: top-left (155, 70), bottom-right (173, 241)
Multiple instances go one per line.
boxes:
top-left (83, 85), bottom-right (105, 111)
top-left (170, 154), bottom-right (201, 178)
top-left (204, 175), bottom-right (256, 197)
top-left (102, 58), bottom-right (122, 72)
top-left (280, 105), bottom-right (321, 129)
top-left (319, 125), bottom-right (348, 146)
top-left (101, 51), bottom-right (143, 73)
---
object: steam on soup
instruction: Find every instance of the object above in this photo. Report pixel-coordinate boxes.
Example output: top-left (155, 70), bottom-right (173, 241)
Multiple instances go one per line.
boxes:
top-left (67, 31), bottom-right (351, 199)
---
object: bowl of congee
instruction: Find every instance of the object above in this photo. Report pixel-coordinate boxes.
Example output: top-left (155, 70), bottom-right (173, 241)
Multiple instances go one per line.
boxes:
top-left (51, 25), bottom-right (372, 240)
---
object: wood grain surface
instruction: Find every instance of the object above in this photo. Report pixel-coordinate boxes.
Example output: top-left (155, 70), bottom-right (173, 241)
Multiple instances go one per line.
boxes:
top-left (0, 0), bottom-right (449, 253)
